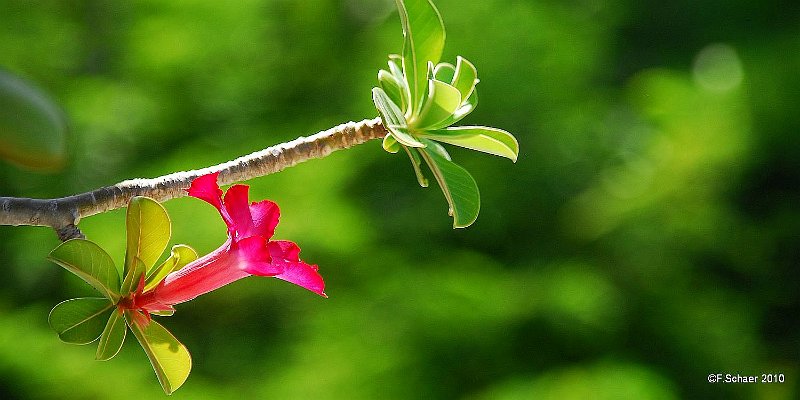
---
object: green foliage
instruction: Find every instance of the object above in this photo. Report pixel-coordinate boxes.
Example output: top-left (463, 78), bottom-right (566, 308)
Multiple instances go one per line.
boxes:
top-left (46, 196), bottom-right (194, 394)
top-left (372, 86), bottom-right (422, 147)
top-left (417, 142), bottom-right (480, 227)
top-left (48, 298), bottom-right (112, 344)
top-left (48, 240), bottom-right (121, 302)
top-left (421, 126), bottom-right (518, 162)
top-left (120, 256), bottom-right (146, 296)
top-left (96, 310), bottom-right (126, 361)
top-left (397, 0), bottom-right (445, 114)
top-left (0, 69), bottom-right (66, 171)
top-left (374, 0), bottom-right (518, 228)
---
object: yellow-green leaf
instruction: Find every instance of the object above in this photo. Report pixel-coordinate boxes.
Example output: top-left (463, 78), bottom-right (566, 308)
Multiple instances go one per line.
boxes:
top-left (127, 313), bottom-right (192, 395)
top-left (382, 135), bottom-right (401, 154)
top-left (423, 126), bottom-right (519, 162)
top-left (413, 79), bottom-right (462, 130)
top-left (450, 86), bottom-right (478, 124)
top-left (125, 196), bottom-right (171, 275)
top-left (451, 56), bottom-right (478, 100)
top-left (144, 245), bottom-right (198, 292)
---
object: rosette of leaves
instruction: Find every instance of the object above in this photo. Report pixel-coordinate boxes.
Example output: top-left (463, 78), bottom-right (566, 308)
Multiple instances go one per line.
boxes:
top-left (373, 0), bottom-right (519, 228)
top-left (47, 196), bottom-right (195, 394)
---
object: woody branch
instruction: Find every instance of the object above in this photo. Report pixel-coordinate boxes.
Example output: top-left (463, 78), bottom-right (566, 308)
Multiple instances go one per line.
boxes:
top-left (0, 118), bottom-right (387, 240)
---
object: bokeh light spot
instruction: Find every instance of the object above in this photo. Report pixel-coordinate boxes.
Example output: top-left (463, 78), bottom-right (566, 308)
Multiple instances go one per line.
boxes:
top-left (692, 43), bottom-right (744, 93)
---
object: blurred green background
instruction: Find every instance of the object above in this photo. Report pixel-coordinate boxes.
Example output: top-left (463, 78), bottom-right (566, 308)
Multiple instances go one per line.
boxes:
top-left (1, 0), bottom-right (798, 398)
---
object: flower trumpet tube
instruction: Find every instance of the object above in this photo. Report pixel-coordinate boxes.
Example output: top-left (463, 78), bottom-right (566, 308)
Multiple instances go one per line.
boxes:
top-left (135, 173), bottom-right (325, 314)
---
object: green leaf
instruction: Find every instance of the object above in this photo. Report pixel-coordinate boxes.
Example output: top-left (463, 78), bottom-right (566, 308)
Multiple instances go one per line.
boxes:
top-left (0, 69), bottom-right (67, 171)
top-left (378, 70), bottom-right (406, 112)
top-left (396, 0), bottom-right (445, 114)
top-left (434, 72), bottom-right (479, 127)
top-left (418, 142), bottom-right (480, 228)
top-left (48, 298), bottom-right (113, 344)
top-left (402, 146), bottom-right (429, 187)
top-left (413, 79), bottom-right (462, 130)
top-left (387, 55), bottom-right (412, 115)
top-left (127, 313), bottom-right (192, 395)
top-left (125, 196), bottom-right (171, 276)
top-left (388, 55), bottom-right (406, 83)
top-left (426, 139), bottom-right (452, 161)
top-left (121, 257), bottom-right (146, 296)
top-left (451, 56), bottom-right (479, 100)
top-left (433, 62), bottom-right (456, 84)
top-left (145, 245), bottom-right (198, 292)
top-left (451, 87), bottom-right (478, 123)
top-left (382, 134), bottom-right (401, 154)
top-left (96, 310), bottom-right (127, 361)
top-left (422, 126), bottom-right (519, 162)
top-left (48, 239), bottom-right (121, 301)
top-left (372, 87), bottom-right (425, 148)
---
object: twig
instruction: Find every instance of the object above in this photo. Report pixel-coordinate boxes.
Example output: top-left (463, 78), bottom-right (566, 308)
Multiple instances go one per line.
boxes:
top-left (0, 118), bottom-right (387, 240)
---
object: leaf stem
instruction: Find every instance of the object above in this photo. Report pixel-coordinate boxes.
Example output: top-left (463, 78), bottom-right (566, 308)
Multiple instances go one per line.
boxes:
top-left (0, 118), bottom-right (387, 240)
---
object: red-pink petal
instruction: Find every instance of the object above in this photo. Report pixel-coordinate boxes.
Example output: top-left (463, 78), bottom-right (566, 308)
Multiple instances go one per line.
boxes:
top-left (189, 173), bottom-right (238, 234)
top-left (222, 184), bottom-right (280, 240)
top-left (145, 173), bottom-right (328, 308)
top-left (248, 200), bottom-right (280, 240)
top-left (237, 236), bottom-right (282, 276)
top-left (187, 172), bottom-right (224, 211)
top-left (264, 240), bottom-right (326, 297)
top-left (139, 239), bottom-right (251, 307)
top-left (223, 184), bottom-right (254, 239)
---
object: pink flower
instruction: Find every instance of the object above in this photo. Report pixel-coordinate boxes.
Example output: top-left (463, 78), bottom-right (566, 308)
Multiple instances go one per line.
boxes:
top-left (134, 173), bottom-right (326, 314)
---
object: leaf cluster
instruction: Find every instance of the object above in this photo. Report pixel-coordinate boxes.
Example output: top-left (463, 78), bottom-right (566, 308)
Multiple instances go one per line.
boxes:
top-left (47, 197), bottom-right (194, 395)
top-left (373, 0), bottom-right (519, 228)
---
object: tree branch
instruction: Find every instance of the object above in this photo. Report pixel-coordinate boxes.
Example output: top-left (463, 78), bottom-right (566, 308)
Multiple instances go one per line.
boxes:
top-left (0, 118), bottom-right (387, 239)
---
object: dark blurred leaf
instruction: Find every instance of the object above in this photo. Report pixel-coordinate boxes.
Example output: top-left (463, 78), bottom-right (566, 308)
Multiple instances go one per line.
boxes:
top-left (0, 69), bottom-right (67, 171)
